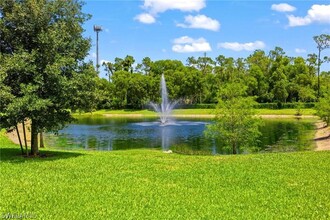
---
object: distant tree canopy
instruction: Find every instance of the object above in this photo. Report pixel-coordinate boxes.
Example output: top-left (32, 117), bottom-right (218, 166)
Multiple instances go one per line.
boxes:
top-left (0, 0), bottom-right (98, 155)
top-left (101, 44), bottom-right (329, 110)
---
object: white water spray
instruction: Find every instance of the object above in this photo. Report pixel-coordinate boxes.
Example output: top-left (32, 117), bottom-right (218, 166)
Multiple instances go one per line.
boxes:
top-left (151, 74), bottom-right (178, 124)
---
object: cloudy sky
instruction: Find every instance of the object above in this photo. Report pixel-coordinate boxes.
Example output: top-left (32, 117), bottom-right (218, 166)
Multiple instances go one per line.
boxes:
top-left (83, 0), bottom-right (330, 74)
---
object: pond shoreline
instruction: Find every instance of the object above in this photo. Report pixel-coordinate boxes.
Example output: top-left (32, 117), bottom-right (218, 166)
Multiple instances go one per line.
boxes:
top-left (314, 121), bottom-right (330, 151)
top-left (5, 115), bottom-right (329, 152)
top-left (103, 113), bottom-right (318, 119)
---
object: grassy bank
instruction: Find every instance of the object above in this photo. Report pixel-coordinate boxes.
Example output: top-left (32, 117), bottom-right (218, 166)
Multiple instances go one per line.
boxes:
top-left (1, 131), bottom-right (329, 219)
top-left (73, 108), bottom-right (317, 118)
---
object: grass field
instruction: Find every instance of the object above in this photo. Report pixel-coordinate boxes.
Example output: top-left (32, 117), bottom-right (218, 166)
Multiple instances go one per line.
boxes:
top-left (255, 108), bottom-right (316, 116)
top-left (0, 130), bottom-right (329, 219)
top-left (74, 108), bottom-right (317, 118)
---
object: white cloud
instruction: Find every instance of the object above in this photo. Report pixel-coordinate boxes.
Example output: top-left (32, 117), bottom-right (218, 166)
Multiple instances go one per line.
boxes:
top-left (177, 14), bottom-right (220, 31)
top-left (287, 15), bottom-right (311, 26)
top-left (134, 13), bottom-right (156, 24)
top-left (271, 3), bottom-right (296, 12)
top-left (172, 36), bottom-right (211, 53)
top-left (295, 48), bottom-right (307, 54)
top-left (173, 36), bottom-right (195, 44)
top-left (218, 41), bottom-right (265, 51)
top-left (135, 0), bottom-right (206, 24)
top-left (288, 4), bottom-right (330, 27)
top-left (143, 0), bottom-right (205, 14)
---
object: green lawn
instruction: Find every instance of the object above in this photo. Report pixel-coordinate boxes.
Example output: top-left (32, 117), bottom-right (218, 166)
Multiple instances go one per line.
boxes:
top-left (0, 131), bottom-right (329, 219)
top-left (255, 108), bottom-right (316, 116)
top-left (74, 108), bottom-right (317, 118)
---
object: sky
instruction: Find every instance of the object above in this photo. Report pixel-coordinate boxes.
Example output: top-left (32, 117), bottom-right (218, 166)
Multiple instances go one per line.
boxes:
top-left (82, 0), bottom-right (330, 77)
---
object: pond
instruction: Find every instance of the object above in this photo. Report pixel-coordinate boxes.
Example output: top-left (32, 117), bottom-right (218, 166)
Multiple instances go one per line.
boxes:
top-left (44, 117), bottom-right (316, 155)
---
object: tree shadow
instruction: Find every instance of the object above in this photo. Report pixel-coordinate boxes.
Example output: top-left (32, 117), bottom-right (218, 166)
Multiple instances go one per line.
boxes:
top-left (0, 148), bottom-right (83, 164)
top-left (314, 135), bottom-right (330, 141)
top-left (123, 109), bottom-right (141, 112)
top-left (317, 124), bottom-right (328, 130)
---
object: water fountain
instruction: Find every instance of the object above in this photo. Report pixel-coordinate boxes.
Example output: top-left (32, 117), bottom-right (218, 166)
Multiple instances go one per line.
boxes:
top-left (150, 74), bottom-right (178, 124)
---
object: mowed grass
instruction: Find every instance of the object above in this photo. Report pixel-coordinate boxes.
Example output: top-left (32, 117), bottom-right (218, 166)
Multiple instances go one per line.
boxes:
top-left (1, 131), bottom-right (329, 219)
top-left (255, 108), bottom-right (316, 116)
top-left (74, 108), bottom-right (316, 118)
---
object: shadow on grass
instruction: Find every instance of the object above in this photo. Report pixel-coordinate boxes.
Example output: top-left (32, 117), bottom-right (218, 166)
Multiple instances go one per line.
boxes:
top-left (314, 135), bottom-right (330, 141)
top-left (123, 109), bottom-right (149, 113)
top-left (0, 147), bottom-right (84, 163)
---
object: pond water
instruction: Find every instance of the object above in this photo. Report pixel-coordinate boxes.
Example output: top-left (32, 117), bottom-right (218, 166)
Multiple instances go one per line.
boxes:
top-left (44, 117), bottom-right (315, 155)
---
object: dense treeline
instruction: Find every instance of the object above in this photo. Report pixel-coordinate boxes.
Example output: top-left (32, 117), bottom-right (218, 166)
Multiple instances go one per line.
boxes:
top-left (99, 47), bottom-right (330, 109)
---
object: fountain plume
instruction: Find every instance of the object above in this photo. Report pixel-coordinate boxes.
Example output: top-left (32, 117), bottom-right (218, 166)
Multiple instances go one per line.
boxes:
top-left (151, 74), bottom-right (178, 124)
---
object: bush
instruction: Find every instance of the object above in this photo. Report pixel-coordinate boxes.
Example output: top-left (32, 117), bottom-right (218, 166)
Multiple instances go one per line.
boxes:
top-left (315, 94), bottom-right (330, 125)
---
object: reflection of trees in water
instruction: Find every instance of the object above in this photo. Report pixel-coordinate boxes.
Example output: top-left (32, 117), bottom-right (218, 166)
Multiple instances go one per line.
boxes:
top-left (108, 138), bottom-right (113, 151)
top-left (161, 126), bottom-right (171, 151)
top-left (44, 119), bottom-right (314, 154)
top-left (260, 120), bottom-right (314, 152)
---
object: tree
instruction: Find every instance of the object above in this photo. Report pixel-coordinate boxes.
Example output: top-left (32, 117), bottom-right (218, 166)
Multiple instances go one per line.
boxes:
top-left (102, 61), bottom-right (114, 82)
top-left (136, 57), bottom-right (152, 75)
top-left (111, 70), bottom-right (130, 108)
top-left (0, 0), bottom-right (96, 156)
top-left (123, 55), bottom-right (135, 73)
top-left (307, 53), bottom-right (318, 76)
top-left (186, 56), bottom-right (197, 68)
top-left (320, 71), bottom-right (330, 96)
top-left (316, 92), bottom-right (330, 126)
top-left (127, 73), bottom-right (149, 109)
top-left (246, 65), bottom-right (269, 101)
top-left (180, 68), bottom-right (204, 104)
top-left (246, 50), bottom-right (272, 102)
top-left (113, 57), bottom-right (124, 72)
top-left (95, 77), bottom-right (113, 109)
top-left (205, 83), bottom-right (262, 154)
top-left (214, 55), bottom-right (235, 82)
top-left (196, 53), bottom-right (215, 75)
top-left (313, 34), bottom-right (330, 98)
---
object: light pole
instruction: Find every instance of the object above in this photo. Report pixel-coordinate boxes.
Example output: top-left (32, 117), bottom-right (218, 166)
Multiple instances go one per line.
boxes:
top-left (94, 25), bottom-right (102, 72)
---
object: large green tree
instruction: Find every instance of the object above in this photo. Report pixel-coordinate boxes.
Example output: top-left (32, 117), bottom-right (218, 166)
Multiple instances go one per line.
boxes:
top-left (0, 0), bottom-right (96, 156)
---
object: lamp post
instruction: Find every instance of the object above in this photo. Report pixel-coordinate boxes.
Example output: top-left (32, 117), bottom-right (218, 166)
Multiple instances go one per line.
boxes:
top-left (94, 25), bottom-right (102, 72)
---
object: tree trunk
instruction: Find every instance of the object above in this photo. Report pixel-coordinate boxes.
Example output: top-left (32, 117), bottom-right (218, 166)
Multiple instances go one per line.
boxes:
top-left (317, 48), bottom-right (321, 99)
top-left (22, 121), bottom-right (28, 156)
top-left (232, 143), bottom-right (237, 155)
top-left (15, 125), bottom-right (24, 155)
top-left (30, 121), bottom-right (39, 156)
top-left (40, 131), bottom-right (45, 148)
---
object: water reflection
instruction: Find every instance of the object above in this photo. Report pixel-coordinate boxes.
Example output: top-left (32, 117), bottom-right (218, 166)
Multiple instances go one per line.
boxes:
top-left (45, 118), bottom-right (315, 154)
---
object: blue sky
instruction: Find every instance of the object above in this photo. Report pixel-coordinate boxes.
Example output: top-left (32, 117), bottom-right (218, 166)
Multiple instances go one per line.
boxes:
top-left (82, 0), bottom-right (330, 77)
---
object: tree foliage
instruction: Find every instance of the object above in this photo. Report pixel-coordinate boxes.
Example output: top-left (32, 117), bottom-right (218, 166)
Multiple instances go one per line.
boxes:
top-left (316, 92), bottom-right (330, 126)
top-left (0, 0), bottom-right (97, 155)
top-left (99, 43), bottom-right (327, 110)
top-left (205, 83), bottom-right (262, 154)
top-left (313, 34), bottom-right (330, 97)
